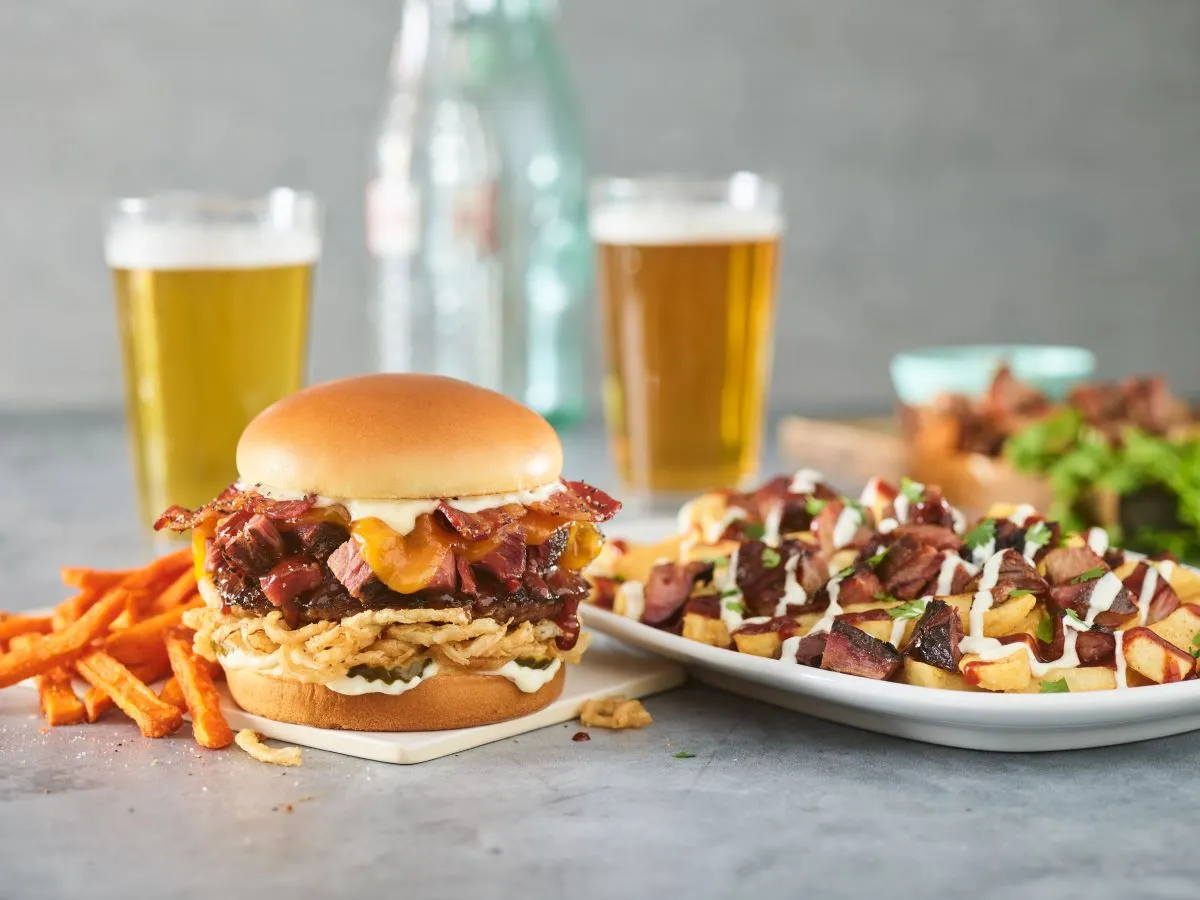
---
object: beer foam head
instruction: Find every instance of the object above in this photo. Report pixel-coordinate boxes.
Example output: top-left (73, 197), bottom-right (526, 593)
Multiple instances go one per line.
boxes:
top-left (105, 224), bottom-right (321, 270)
top-left (589, 203), bottom-right (783, 246)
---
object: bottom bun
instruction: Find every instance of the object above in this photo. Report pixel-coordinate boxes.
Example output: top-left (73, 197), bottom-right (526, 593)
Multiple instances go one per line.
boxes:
top-left (225, 666), bottom-right (566, 732)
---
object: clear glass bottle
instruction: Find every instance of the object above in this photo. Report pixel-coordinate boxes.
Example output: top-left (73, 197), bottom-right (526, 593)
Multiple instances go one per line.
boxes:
top-left (486, 0), bottom-right (590, 429)
top-left (368, 0), bottom-right (502, 390)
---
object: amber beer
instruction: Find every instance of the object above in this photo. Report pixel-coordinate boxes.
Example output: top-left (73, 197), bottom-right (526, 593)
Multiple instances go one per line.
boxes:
top-left (106, 192), bottom-right (320, 527)
top-left (592, 176), bottom-right (782, 499)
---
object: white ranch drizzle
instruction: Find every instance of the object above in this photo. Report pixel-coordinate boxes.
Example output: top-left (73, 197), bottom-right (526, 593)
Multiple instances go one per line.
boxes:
top-left (618, 581), bottom-right (645, 621)
top-left (762, 502), bottom-right (784, 547)
top-left (707, 505), bottom-right (749, 545)
top-left (831, 505), bottom-right (864, 549)
top-left (970, 537), bottom-right (997, 567)
top-left (1086, 527), bottom-right (1110, 556)
top-left (950, 507), bottom-right (966, 535)
top-left (774, 553), bottom-right (808, 617)
top-left (1137, 564), bottom-right (1159, 627)
top-left (790, 469), bottom-right (825, 494)
top-left (718, 547), bottom-right (745, 632)
top-left (1113, 631), bottom-right (1129, 689)
top-left (1158, 559), bottom-right (1177, 583)
top-left (877, 518), bottom-right (898, 534)
top-left (807, 572), bottom-right (846, 636)
top-left (935, 552), bottom-right (977, 595)
top-left (1082, 572), bottom-right (1125, 626)
top-left (1008, 504), bottom-right (1038, 526)
top-left (858, 477), bottom-right (885, 507)
top-left (778, 634), bottom-right (802, 665)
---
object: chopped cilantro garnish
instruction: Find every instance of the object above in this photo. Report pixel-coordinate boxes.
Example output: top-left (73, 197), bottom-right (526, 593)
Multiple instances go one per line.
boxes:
top-left (1065, 609), bottom-right (1085, 626)
top-left (964, 518), bottom-right (997, 551)
top-left (723, 600), bottom-right (746, 615)
top-left (835, 563), bottom-right (857, 580)
top-left (886, 598), bottom-right (929, 621)
top-left (865, 546), bottom-right (889, 568)
top-left (1035, 615), bottom-right (1055, 643)
top-left (719, 588), bottom-right (741, 599)
top-left (613, 574), bottom-right (627, 584)
top-left (844, 498), bottom-right (866, 516)
top-left (1191, 635), bottom-right (1200, 659)
top-left (742, 522), bottom-right (766, 541)
top-left (1009, 589), bottom-right (1034, 599)
top-left (873, 591), bottom-right (899, 603)
top-left (673, 751), bottom-right (696, 759)
top-left (761, 547), bottom-right (782, 568)
top-left (1071, 566), bottom-right (1106, 584)
top-left (1039, 678), bottom-right (1070, 694)
top-left (1025, 521), bottom-right (1052, 547)
top-left (900, 477), bottom-right (924, 503)
top-left (805, 496), bottom-right (828, 516)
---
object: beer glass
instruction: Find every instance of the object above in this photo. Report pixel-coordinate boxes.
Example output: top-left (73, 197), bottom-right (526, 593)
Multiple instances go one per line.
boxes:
top-left (105, 190), bottom-right (320, 527)
top-left (591, 174), bottom-right (782, 508)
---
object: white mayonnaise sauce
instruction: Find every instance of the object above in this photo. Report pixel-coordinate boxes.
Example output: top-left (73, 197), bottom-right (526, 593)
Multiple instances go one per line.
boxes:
top-left (1007, 504), bottom-right (1037, 526)
top-left (1114, 631), bottom-right (1129, 689)
top-left (935, 552), bottom-right (977, 595)
top-left (832, 506), bottom-right (864, 549)
top-left (877, 518), bottom-right (898, 534)
top-left (807, 573), bottom-right (846, 636)
top-left (970, 538), bottom-right (997, 567)
top-left (618, 581), bottom-right (645, 621)
top-left (1137, 564), bottom-right (1159, 627)
top-left (859, 477), bottom-right (886, 507)
top-left (1086, 527), bottom-right (1110, 556)
top-left (1158, 559), bottom-right (1177, 583)
top-left (325, 660), bottom-right (442, 695)
top-left (1082, 572), bottom-right (1125, 626)
top-left (978, 549), bottom-right (1006, 591)
top-left (778, 634), bottom-right (802, 665)
top-left (950, 507), bottom-right (966, 535)
top-left (790, 469), bottom-right (825, 494)
top-left (487, 658), bottom-right (562, 693)
top-left (774, 553), bottom-right (808, 617)
top-left (762, 502), bottom-right (784, 547)
top-left (242, 480), bottom-right (565, 535)
top-left (718, 547), bottom-right (745, 632)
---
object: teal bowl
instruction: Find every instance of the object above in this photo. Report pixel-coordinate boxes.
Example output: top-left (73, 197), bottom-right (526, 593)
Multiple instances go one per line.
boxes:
top-left (889, 344), bottom-right (1096, 406)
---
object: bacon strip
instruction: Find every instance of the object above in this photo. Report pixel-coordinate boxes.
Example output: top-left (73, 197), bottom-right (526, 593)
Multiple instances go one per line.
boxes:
top-left (528, 481), bottom-right (621, 523)
top-left (155, 485), bottom-right (316, 532)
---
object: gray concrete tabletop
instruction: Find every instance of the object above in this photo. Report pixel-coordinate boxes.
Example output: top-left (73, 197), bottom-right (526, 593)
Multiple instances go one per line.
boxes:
top-left (0, 412), bottom-right (1196, 900)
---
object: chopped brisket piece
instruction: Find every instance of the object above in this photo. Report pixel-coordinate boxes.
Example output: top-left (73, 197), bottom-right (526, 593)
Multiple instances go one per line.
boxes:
top-left (904, 599), bottom-right (963, 671)
top-left (643, 561), bottom-right (713, 628)
top-left (474, 529), bottom-right (528, 589)
top-left (792, 632), bottom-right (828, 667)
top-left (1041, 546), bottom-right (1107, 586)
top-left (967, 549), bottom-right (1049, 600)
top-left (735, 539), bottom-right (814, 617)
top-left (1075, 629), bottom-right (1116, 666)
top-left (327, 540), bottom-right (379, 599)
top-left (891, 524), bottom-right (963, 552)
top-left (291, 520), bottom-right (348, 562)
top-left (1122, 561), bottom-right (1180, 625)
top-left (821, 621), bottom-right (902, 680)
top-left (877, 535), bottom-right (943, 600)
top-left (260, 555), bottom-right (324, 608)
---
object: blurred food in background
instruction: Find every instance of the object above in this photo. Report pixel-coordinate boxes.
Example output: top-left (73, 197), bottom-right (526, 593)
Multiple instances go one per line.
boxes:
top-left (913, 367), bottom-right (1200, 561)
top-left (369, 0), bottom-right (588, 427)
top-left (106, 190), bottom-right (320, 528)
top-left (592, 174), bottom-right (782, 508)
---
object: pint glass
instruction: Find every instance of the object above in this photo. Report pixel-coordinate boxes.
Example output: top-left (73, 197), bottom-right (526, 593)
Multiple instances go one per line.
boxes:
top-left (591, 174), bottom-right (782, 506)
top-left (105, 190), bottom-right (320, 527)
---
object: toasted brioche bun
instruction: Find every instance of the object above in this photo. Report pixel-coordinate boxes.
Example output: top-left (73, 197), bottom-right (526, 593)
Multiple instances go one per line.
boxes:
top-left (236, 374), bottom-right (563, 500)
top-left (225, 666), bottom-right (566, 732)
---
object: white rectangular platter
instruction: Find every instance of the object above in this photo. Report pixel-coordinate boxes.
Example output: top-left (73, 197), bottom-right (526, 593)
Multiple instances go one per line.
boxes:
top-left (18, 632), bottom-right (685, 764)
top-left (585, 518), bottom-right (1200, 752)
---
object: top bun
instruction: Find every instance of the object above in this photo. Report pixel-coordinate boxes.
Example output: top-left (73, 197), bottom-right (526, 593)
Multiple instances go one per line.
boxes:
top-left (237, 374), bottom-right (563, 499)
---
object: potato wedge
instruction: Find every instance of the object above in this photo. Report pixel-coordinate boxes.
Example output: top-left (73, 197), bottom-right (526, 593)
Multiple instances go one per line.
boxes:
top-left (1147, 603), bottom-right (1200, 654)
top-left (900, 658), bottom-right (972, 691)
top-left (1122, 627), bottom-right (1195, 684)
top-left (732, 629), bottom-right (783, 658)
top-left (960, 648), bottom-right (1032, 692)
top-left (681, 612), bottom-right (730, 648)
top-left (983, 593), bottom-right (1037, 638)
top-left (835, 610), bottom-right (893, 643)
top-left (1024, 666), bottom-right (1117, 693)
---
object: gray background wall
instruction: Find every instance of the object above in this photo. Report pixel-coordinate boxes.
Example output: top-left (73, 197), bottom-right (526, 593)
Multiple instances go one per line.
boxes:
top-left (1, 0), bottom-right (1197, 415)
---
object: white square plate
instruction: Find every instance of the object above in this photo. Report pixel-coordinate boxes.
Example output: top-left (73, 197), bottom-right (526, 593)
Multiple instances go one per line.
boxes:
top-left (19, 631), bottom-right (684, 764)
top-left (584, 518), bottom-right (1200, 752)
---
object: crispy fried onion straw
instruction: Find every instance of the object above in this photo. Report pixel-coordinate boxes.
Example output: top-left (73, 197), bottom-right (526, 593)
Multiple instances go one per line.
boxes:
top-left (184, 605), bottom-right (587, 684)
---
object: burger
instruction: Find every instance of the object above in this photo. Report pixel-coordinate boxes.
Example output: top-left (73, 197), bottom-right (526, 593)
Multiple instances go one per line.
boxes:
top-left (155, 374), bottom-right (620, 731)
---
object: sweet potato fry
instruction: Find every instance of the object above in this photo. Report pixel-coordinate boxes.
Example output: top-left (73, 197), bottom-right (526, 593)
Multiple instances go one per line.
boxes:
top-left (83, 658), bottom-right (172, 722)
top-left (50, 591), bottom-right (96, 631)
top-left (74, 651), bottom-right (182, 738)
top-left (60, 567), bottom-right (135, 592)
top-left (0, 615), bottom-right (53, 648)
top-left (165, 628), bottom-right (233, 749)
top-left (150, 569), bottom-right (198, 614)
top-left (9, 635), bottom-right (86, 726)
top-left (103, 600), bottom-right (201, 668)
top-left (158, 677), bottom-right (187, 713)
top-left (0, 589), bottom-right (127, 689)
